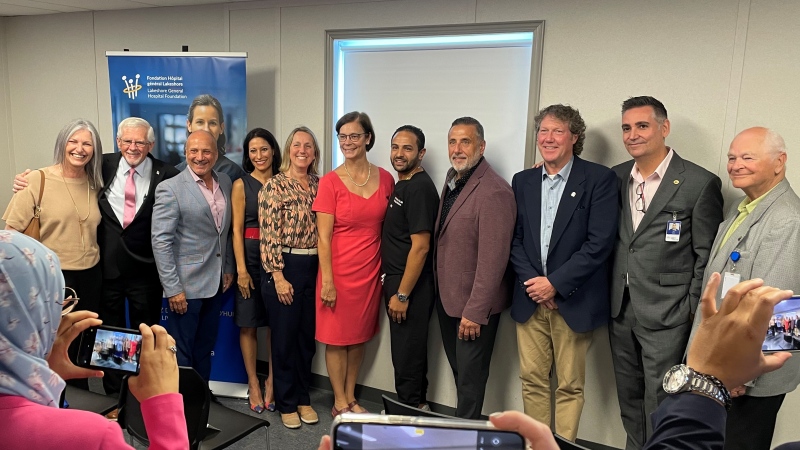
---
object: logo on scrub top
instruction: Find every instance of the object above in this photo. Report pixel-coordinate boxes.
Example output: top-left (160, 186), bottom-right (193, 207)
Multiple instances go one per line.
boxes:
top-left (122, 74), bottom-right (142, 99)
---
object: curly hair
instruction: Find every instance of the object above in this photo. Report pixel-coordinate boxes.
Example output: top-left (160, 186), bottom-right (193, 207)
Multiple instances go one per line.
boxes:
top-left (534, 104), bottom-right (586, 156)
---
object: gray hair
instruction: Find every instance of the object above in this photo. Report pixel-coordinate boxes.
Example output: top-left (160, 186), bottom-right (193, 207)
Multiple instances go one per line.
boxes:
top-left (53, 119), bottom-right (103, 189)
top-left (116, 117), bottom-right (155, 143)
top-left (451, 117), bottom-right (484, 141)
top-left (764, 128), bottom-right (787, 157)
top-left (280, 126), bottom-right (320, 175)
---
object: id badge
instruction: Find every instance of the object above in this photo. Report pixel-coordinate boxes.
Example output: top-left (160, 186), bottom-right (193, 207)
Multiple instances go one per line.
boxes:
top-left (721, 272), bottom-right (741, 298)
top-left (665, 220), bottom-right (681, 242)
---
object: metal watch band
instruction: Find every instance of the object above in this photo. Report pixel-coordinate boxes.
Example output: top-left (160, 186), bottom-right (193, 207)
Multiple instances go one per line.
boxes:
top-left (691, 369), bottom-right (732, 410)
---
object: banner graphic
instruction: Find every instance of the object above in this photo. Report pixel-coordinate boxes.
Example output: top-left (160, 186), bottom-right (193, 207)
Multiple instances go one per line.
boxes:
top-left (108, 52), bottom-right (248, 394)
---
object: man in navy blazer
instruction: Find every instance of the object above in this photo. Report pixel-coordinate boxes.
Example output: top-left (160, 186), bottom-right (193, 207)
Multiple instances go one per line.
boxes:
top-left (510, 105), bottom-right (618, 441)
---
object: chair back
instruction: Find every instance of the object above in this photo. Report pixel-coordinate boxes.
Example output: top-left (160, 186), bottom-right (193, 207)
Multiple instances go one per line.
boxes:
top-left (381, 395), bottom-right (454, 419)
top-left (118, 367), bottom-right (211, 450)
top-left (554, 434), bottom-right (592, 450)
top-left (178, 366), bottom-right (212, 448)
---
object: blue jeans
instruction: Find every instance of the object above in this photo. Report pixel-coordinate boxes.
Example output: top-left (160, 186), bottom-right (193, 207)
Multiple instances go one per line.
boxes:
top-left (166, 290), bottom-right (224, 382)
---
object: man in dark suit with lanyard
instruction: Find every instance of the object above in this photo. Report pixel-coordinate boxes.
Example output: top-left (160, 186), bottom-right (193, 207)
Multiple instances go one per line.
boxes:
top-left (609, 96), bottom-right (724, 449)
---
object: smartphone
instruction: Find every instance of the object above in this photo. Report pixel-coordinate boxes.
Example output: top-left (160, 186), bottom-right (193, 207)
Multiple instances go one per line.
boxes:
top-left (331, 414), bottom-right (525, 450)
top-left (75, 325), bottom-right (143, 375)
top-left (763, 296), bottom-right (800, 353)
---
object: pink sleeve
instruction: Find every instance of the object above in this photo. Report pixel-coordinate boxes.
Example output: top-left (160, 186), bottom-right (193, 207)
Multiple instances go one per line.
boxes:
top-left (313, 174), bottom-right (337, 215)
top-left (140, 393), bottom-right (189, 450)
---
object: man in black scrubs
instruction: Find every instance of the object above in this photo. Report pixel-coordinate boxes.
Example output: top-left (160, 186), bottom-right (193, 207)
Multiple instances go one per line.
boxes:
top-left (381, 125), bottom-right (440, 409)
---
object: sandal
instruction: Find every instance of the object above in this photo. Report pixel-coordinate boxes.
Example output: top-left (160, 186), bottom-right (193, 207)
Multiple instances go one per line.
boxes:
top-left (331, 404), bottom-right (351, 417)
top-left (348, 400), bottom-right (368, 413)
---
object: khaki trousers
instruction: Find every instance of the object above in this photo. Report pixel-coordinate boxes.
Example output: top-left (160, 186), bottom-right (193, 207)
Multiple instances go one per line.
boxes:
top-left (517, 306), bottom-right (592, 441)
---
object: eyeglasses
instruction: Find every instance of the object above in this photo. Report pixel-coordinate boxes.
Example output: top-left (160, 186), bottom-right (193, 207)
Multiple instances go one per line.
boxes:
top-left (62, 287), bottom-right (79, 316)
top-left (337, 133), bottom-right (368, 142)
top-left (635, 182), bottom-right (647, 213)
top-left (120, 139), bottom-right (150, 149)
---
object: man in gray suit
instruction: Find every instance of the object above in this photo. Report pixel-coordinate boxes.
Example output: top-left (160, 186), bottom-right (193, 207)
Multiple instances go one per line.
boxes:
top-left (609, 96), bottom-right (724, 449)
top-left (687, 127), bottom-right (800, 450)
top-left (152, 130), bottom-right (235, 382)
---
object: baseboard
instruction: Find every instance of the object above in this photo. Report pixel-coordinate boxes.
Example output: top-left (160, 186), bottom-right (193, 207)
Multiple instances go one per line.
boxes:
top-left (256, 360), bottom-right (620, 450)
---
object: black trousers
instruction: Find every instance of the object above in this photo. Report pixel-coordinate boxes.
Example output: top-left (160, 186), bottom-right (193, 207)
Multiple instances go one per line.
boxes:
top-left (436, 300), bottom-right (500, 419)
top-left (100, 271), bottom-right (163, 395)
top-left (383, 272), bottom-right (435, 406)
top-left (725, 394), bottom-right (785, 450)
top-left (263, 253), bottom-right (317, 414)
top-left (62, 264), bottom-right (103, 391)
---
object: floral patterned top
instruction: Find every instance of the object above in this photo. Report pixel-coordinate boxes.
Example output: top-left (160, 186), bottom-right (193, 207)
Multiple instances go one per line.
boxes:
top-left (258, 172), bottom-right (319, 273)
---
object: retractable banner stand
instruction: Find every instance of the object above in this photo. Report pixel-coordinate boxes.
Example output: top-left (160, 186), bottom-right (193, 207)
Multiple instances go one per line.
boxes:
top-left (106, 51), bottom-right (248, 398)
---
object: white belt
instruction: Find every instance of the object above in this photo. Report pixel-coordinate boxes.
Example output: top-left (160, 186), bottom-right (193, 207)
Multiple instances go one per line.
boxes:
top-left (282, 247), bottom-right (318, 255)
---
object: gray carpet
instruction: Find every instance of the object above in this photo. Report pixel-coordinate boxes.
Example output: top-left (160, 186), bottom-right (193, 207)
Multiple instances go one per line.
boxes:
top-left (121, 387), bottom-right (380, 449)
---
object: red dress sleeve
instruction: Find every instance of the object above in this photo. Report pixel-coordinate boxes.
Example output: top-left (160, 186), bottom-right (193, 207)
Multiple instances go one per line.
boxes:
top-left (313, 173), bottom-right (337, 215)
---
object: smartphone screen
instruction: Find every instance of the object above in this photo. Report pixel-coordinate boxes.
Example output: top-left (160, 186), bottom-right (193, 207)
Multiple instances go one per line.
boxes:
top-left (334, 423), bottom-right (525, 450)
top-left (763, 297), bottom-right (800, 353)
top-left (76, 326), bottom-right (143, 375)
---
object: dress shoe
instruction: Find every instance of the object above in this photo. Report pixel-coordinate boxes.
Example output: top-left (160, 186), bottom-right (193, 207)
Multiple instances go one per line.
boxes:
top-left (281, 412), bottom-right (302, 429)
top-left (105, 408), bottom-right (119, 421)
top-left (298, 405), bottom-right (319, 424)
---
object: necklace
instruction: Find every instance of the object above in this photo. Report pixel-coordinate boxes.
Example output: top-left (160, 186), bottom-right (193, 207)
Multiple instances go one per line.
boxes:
top-left (400, 167), bottom-right (422, 181)
top-left (60, 168), bottom-right (91, 251)
top-left (344, 161), bottom-right (370, 187)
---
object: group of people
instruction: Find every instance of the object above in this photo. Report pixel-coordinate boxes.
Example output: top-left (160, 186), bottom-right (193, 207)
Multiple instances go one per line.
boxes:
top-left (770, 314), bottom-right (800, 337)
top-left (2, 92), bottom-right (800, 450)
top-left (508, 96), bottom-right (800, 450)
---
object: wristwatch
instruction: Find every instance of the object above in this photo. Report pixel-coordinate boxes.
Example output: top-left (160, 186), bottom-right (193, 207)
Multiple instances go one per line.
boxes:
top-left (662, 364), bottom-right (731, 410)
top-left (396, 292), bottom-right (409, 303)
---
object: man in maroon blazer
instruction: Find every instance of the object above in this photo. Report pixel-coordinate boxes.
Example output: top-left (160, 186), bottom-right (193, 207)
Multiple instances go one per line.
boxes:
top-left (434, 117), bottom-right (516, 419)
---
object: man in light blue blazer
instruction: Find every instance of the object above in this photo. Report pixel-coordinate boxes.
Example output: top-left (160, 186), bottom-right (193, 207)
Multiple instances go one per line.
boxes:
top-left (152, 130), bottom-right (235, 382)
top-left (686, 127), bottom-right (800, 450)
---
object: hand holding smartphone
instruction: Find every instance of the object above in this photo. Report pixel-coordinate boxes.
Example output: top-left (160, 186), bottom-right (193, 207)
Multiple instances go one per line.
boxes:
top-left (331, 414), bottom-right (525, 450)
top-left (74, 325), bottom-right (143, 375)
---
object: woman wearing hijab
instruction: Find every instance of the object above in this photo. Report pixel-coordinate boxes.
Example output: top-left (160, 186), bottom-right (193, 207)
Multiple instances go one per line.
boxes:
top-left (0, 230), bottom-right (189, 450)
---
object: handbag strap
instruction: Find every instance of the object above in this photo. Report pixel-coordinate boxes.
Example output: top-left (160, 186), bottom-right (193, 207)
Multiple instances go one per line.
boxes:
top-left (33, 169), bottom-right (44, 216)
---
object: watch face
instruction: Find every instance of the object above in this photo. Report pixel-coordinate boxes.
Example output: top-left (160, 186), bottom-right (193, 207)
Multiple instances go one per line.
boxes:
top-left (663, 366), bottom-right (688, 394)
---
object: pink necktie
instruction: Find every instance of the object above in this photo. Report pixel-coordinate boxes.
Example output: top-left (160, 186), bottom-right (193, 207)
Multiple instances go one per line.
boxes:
top-left (123, 167), bottom-right (136, 228)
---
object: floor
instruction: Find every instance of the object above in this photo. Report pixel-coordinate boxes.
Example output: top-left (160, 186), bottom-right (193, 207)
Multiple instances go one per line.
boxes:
top-left (123, 387), bottom-right (381, 449)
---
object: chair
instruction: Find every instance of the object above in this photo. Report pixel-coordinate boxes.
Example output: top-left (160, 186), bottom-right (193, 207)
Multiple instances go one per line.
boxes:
top-left (381, 394), bottom-right (455, 419)
top-left (553, 434), bottom-right (592, 450)
top-left (118, 366), bottom-right (269, 449)
top-left (61, 385), bottom-right (118, 415)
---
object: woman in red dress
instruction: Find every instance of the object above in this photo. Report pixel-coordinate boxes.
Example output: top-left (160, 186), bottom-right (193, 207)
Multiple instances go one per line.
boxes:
top-left (314, 111), bottom-right (394, 417)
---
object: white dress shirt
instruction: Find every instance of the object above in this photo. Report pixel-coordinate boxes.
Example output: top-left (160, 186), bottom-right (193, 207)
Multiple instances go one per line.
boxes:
top-left (107, 156), bottom-right (153, 225)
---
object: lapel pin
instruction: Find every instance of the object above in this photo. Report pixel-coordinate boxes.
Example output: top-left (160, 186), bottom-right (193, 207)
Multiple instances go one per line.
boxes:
top-left (157, 171), bottom-right (160, 175)
top-left (673, 180), bottom-right (679, 184)
top-left (571, 192), bottom-right (576, 197)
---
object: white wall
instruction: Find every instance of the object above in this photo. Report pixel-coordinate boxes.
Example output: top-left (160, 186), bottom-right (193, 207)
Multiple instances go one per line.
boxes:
top-left (2, 0), bottom-right (800, 447)
top-left (0, 16), bottom-right (13, 214)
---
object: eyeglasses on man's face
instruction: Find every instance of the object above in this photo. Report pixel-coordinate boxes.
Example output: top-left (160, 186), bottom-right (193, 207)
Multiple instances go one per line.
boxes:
top-left (119, 139), bottom-right (150, 149)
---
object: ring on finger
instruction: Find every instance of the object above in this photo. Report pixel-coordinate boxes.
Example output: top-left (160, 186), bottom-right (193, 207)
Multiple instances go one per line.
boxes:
top-left (168, 345), bottom-right (178, 355)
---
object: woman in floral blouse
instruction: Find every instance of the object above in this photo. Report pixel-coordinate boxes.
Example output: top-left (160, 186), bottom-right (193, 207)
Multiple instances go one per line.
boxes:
top-left (258, 126), bottom-right (321, 430)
